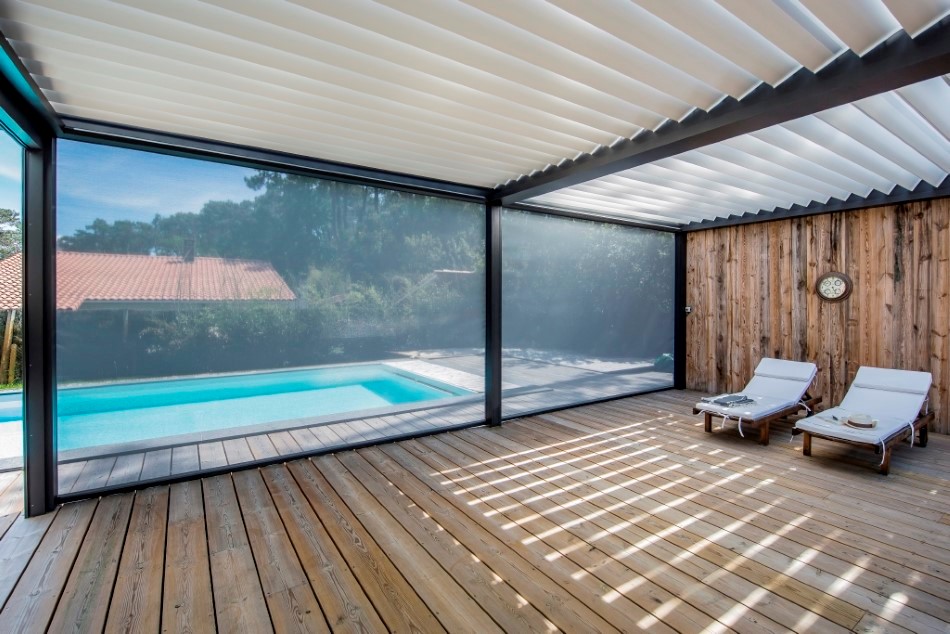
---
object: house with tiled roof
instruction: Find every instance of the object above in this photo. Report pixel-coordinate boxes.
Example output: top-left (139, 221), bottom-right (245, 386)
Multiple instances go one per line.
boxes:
top-left (0, 253), bottom-right (19, 312)
top-left (0, 251), bottom-right (296, 311)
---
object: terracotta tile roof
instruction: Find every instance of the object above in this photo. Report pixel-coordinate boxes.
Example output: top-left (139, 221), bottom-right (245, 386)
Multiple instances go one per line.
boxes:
top-left (0, 252), bottom-right (296, 311)
top-left (0, 253), bottom-right (20, 311)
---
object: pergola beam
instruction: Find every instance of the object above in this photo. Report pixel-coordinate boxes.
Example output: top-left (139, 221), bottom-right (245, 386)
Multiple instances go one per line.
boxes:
top-left (496, 19), bottom-right (950, 206)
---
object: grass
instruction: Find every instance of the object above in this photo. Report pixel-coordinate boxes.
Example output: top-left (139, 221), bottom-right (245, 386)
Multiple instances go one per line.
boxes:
top-left (0, 382), bottom-right (21, 391)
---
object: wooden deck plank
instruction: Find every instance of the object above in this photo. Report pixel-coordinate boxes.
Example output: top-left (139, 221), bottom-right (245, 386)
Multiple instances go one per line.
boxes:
top-left (231, 468), bottom-right (328, 634)
top-left (582, 399), bottom-right (950, 581)
top-left (50, 493), bottom-right (134, 633)
top-left (326, 421), bottom-right (370, 445)
top-left (334, 451), bottom-right (557, 633)
top-left (644, 391), bottom-right (950, 509)
top-left (163, 480), bottom-right (215, 634)
top-left (315, 455), bottom-right (504, 634)
top-left (203, 474), bottom-right (272, 633)
top-left (57, 460), bottom-right (86, 494)
top-left (198, 442), bottom-right (228, 470)
top-left (171, 445), bottom-right (200, 476)
top-left (600, 394), bottom-right (949, 526)
top-left (375, 413), bottom-right (426, 435)
top-left (0, 511), bottom-right (20, 539)
top-left (0, 471), bottom-right (19, 498)
top-left (105, 486), bottom-right (169, 634)
top-left (0, 472), bottom-right (22, 540)
top-left (266, 431), bottom-right (303, 458)
top-left (459, 424), bottom-right (862, 632)
top-left (362, 444), bottom-right (618, 634)
top-left (417, 433), bottom-right (749, 634)
top-left (221, 437), bottom-right (254, 465)
top-left (246, 434), bottom-right (280, 461)
top-left (532, 405), bottom-right (950, 631)
top-left (338, 417), bottom-right (382, 441)
top-left (72, 457), bottom-right (117, 493)
top-left (287, 427), bottom-right (325, 453)
top-left (353, 414), bottom-right (392, 436)
top-left (287, 459), bottom-right (446, 633)
top-left (563, 403), bottom-right (950, 586)
top-left (139, 449), bottom-right (172, 481)
top-left (0, 499), bottom-right (97, 632)
top-left (527, 412), bottom-right (950, 618)
top-left (307, 423), bottom-right (345, 448)
top-left (580, 398), bottom-right (939, 536)
top-left (261, 464), bottom-right (388, 634)
top-left (0, 510), bottom-right (57, 610)
top-left (385, 441), bottom-right (672, 633)
top-left (107, 453), bottom-right (145, 488)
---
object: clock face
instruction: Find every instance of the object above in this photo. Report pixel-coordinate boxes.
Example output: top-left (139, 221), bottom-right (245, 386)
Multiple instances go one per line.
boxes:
top-left (816, 272), bottom-right (852, 302)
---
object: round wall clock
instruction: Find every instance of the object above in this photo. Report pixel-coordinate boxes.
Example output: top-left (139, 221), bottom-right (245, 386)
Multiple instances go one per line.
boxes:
top-left (816, 271), bottom-right (853, 302)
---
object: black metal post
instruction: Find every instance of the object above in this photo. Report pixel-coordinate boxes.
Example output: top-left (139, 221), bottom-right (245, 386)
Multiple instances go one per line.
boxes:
top-left (22, 136), bottom-right (56, 516)
top-left (485, 203), bottom-right (502, 426)
top-left (673, 232), bottom-right (687, 390)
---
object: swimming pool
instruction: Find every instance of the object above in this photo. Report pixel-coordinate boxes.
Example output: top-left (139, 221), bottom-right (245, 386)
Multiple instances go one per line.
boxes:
top-left (0, 364), bottom-right (469, 451)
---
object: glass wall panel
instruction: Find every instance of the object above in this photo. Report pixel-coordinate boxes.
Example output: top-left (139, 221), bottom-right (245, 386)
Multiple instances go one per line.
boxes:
top-left (0, 129), bottom-right (23, 471)
top-left (56, 140), bottom-right (484, 494)
top-left (502, 209), bottom-right (674, 418)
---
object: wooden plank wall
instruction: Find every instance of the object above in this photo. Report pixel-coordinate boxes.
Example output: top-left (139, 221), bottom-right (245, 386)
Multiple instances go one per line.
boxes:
top-left (686, 196), bottom-right (950, 434)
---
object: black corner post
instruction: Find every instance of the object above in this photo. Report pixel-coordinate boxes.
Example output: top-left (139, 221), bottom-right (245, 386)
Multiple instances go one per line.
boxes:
top-left (673, 232), bottom-right (687, 390)
top-left (485, 203), bottom-right (502, 426)
top-left (23, 134), bottom-right (57, 516)
top-left (0, 41), bottom-right (60, 516)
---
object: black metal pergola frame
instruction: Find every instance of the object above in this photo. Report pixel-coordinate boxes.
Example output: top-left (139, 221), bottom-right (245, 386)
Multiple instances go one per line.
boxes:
top-left (1, 17), bottom-right (948, 515)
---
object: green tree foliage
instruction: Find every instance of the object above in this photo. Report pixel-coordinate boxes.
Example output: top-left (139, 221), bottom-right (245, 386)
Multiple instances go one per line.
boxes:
top-left (502, 210), bottom-right (673, 358)
top-left (0, 208), bottom-right (22, 259)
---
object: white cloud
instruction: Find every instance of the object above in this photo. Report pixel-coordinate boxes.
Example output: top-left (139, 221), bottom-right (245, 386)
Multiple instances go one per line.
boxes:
top-left (0, 163), bottom-right (20, 181)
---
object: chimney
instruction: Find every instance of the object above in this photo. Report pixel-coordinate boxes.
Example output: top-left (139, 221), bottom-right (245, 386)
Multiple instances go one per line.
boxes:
top-left (183, 238), bottom-right (196, 262)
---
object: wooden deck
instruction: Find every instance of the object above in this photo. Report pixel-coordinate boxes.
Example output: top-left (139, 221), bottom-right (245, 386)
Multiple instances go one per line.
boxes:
top-left (1, 390), bottom-right (948, 633)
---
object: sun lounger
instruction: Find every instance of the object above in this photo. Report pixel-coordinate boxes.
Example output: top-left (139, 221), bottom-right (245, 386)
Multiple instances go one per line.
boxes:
top-left (693, 358), bottom-right (820, 445)
top-left (793, 366), bottom-right (933, 475)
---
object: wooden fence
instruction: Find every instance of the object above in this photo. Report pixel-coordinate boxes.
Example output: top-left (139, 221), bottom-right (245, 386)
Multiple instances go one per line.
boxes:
top-left (686, 196), bottom-right (949, 434)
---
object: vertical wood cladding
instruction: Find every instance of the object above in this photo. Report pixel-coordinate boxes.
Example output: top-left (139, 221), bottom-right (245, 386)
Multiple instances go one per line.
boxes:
top-left (686, 197), bottom-right (949, 434)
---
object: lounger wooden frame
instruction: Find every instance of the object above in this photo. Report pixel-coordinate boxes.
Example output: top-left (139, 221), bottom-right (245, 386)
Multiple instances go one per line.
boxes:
top-left (693, 393), bottom-right (822, 446)
top-left (799, 409), bottom-right (933, 475)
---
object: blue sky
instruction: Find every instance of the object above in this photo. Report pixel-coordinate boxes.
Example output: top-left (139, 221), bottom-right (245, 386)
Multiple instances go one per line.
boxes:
top-left (57, 140), bottom-right (257, 237)
top-left (0, 132), bottom-right (22, 217)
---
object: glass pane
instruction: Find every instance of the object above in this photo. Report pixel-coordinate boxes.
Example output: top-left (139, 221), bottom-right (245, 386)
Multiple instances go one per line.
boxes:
top-left (0, 130), bottom-right (23, 471)
top-left (56, 140), bottom-right (484, 494)
top-left (501, 209), bottom-right (674, 418)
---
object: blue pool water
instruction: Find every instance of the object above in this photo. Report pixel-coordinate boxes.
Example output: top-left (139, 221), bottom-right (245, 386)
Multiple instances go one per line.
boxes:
top-left (0, 365), bottom-right (468, 451)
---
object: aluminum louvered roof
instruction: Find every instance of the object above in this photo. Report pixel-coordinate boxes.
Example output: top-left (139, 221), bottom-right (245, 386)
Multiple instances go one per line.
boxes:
top-left (525, 74), bottom-right (950, 226)
top-left (0, 0), bottom-right (948, 218)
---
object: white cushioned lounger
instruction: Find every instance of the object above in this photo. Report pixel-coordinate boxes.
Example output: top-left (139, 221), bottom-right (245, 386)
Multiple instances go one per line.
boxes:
top-left (694, 358), bottom-right (819, 445)
top-left (794, 366), bottom-right (933, 474)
